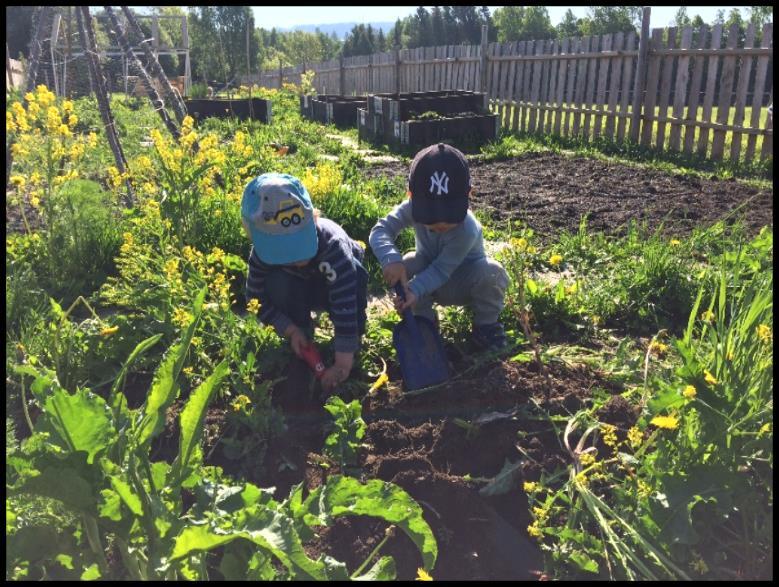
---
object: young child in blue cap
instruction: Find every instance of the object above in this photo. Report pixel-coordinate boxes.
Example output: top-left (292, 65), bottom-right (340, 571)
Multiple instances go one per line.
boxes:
top-left (242, 172), bottom-right (368, 392)
top-left (369, 143), bottom-right (510, 350)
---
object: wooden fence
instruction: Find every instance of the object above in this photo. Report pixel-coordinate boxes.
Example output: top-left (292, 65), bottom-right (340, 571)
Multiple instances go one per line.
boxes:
top-left (6, 56), bottom-right (25, 90)
top-left (246, 10), bottom-right (773, 164)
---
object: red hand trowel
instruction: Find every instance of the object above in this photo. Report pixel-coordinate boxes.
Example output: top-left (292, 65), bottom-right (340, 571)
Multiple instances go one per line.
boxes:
top-left (299, 342), bottom-right (326, 380)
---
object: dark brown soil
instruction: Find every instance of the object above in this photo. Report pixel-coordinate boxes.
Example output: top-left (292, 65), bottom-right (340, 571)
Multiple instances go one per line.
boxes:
top-left (247, 357), bottom-right (632, 580)
top-left (360, 152), bottom-right (773, 239)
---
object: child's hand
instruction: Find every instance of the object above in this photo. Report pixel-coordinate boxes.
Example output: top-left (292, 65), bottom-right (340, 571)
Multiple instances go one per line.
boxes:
top-left (284, 324), bottom-right (309, 357)
top-left (393, 287), bottom-right (417, 313)
top-left (382, 262), bottom-right (408, 287)
top-left (321, 352), bottom-right (354, 393)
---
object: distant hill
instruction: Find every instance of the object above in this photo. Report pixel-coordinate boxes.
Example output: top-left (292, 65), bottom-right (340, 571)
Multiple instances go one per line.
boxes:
top-left (283, 22), bottom-right (395, 39)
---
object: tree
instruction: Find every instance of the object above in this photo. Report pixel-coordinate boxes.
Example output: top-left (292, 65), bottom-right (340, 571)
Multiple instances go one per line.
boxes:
top-left (431, 6), bottom-right (445, 46)
top-left (673, 7), bottom-right (691, 28)
top-left (188, 6), bottom-right (255, 83)
top-left (494, 6), bottom-right (554, 42)
top-left (556, 9), bottom-right (583, 39)
top-left (581, 6), bottom-right (642, 36)
top-left (747, 6), bottom-right (772, 28)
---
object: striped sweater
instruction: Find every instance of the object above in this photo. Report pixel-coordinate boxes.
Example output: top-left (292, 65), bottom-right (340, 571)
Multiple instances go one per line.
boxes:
top-left (245, 218), bottom-right (364, 353)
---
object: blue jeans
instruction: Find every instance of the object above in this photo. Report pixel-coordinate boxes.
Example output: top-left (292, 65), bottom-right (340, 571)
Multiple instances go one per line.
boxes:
top-left (403, 251), bottom-right (509, 326)
top-left (263, 260), bottom-right (369, 338)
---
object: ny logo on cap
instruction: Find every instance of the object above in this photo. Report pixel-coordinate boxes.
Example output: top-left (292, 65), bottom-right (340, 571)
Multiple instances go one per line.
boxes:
top-left (429, 171), bottom-right (449, 196)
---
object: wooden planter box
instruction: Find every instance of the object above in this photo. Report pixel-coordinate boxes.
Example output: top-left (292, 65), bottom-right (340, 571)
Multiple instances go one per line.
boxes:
top-left (372, 90), bottom-right (488, 124)
top-left (311, 95), bottom-right (367, 127)
top-left (184, 98), bottom-right (272, 123)
top-left (359, 90), bottom-right (496, 151)
top-left (302, 94), bottom-right (392, 128)
top-left (391, 112), bottom-right (499, 149)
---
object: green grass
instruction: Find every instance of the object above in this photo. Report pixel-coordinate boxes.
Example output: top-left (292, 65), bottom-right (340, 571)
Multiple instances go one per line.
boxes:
top-left (491, 102), bottom-right (772, 181)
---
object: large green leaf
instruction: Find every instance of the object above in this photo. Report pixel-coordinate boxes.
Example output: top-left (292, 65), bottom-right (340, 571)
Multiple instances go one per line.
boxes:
top-left (110, 333), bottom-right (163, 411)
top-left (43, 387), bottom-right (115, 464)
top-left (110, 475), bottom-right (144, 517)
top-left (353, 556), bottom-right (396, 580)
top-left (170, 360), bottom-right (229, 486)
top-left (307, 475), bottom-right (438, 571)
top-left (479, 459), bottom-right (523, 497)
top-left (650, 466), bottom-right (739, 546)
top-left (169, 506), bottom-right (327, 580)
top-left (9, 455), bottom-right (97, 512)
top-left (134, 288), bottom-right (205, 446)
top-left (12, 364), bottom-right (61, 403)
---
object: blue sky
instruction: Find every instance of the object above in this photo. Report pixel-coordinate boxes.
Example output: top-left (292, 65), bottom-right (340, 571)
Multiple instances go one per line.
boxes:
top-left (250, 6), bottom-right (743, 30)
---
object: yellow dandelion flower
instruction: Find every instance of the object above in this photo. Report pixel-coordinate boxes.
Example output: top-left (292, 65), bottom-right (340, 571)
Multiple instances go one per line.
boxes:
top-left (650, 415), bottom-right (678, 430)
top-left (416, 568), bottom-right (433, 581)
top-left (24, 92), bottom-right (36, 103)
top-left (511, 237), bottom-right (528, 251)
top-left (67, 114), bottom-right (78, 127)
top-left (523, 481), bottom-right (539, 493)
top-left (29, 195), bottom-right (40, 208)
top-left (757, 422), bottom-right (771, 438)
top-left (682, 385), bottom-right (697, 399)
top-left (703, 370), bottom-right (717, 386)
top-left (6, 111), bottom-right (16, 133)
top-left (231, 394), bottom-right (252, 412)
top-left (61, 100), bottom-right (74, 113)
top-left (246, 298), bottom-right (261, 314)
top-left (756, 324), bottom-right (772, 342)
top-left (650, 341), bottom-right (669, 356)
top-left (10, 175), bottom-right (25, 188)
top-left (549, 254), bottom-right (563, 266)
top-left (88, 132), bottom-right (98, 148)
top-left (670, 239), bottom-right (681, 246)
top-left (99, 326), bottom-right (120, 337)
top-left (701, 309), bottom-right (715, 322)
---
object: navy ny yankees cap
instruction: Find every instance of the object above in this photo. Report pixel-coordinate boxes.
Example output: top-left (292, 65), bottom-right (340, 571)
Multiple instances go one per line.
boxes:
top-left (408, 143), bottom-right (471, 224)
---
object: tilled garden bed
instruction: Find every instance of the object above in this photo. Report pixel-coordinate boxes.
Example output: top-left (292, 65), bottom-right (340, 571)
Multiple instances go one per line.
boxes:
top-left (359, 152), bottom-right (773, 238)
top-left (217, 356), bottom-right (635, 580)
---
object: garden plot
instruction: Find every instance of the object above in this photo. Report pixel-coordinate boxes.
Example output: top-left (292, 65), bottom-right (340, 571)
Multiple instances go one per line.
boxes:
top-left (360, 152), bottom-right (773, 238)
top-left (147, 345), bottom-right (627, 580)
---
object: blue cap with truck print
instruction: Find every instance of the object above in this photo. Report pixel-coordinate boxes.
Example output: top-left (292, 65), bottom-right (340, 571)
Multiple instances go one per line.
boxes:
top-left (241, 173), bottom-right (318, 265)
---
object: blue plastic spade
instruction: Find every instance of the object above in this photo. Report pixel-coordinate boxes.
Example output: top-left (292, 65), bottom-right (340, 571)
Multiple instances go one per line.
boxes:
top-left (392, 282), bottom-right (450, 391)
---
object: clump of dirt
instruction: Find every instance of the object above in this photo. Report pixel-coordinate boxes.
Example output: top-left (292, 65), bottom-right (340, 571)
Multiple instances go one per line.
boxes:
top-left (359, 152), bottom-right (773, 239)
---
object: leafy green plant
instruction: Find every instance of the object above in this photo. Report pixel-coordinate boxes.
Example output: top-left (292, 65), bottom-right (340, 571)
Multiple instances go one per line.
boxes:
top-left (323, 396), bottom-right (367, 473)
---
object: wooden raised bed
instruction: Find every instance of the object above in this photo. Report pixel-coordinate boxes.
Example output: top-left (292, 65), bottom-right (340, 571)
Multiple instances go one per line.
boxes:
top-left (184, 98), bottom-right (272, 123)
top-left (359, 90), bottom-right (497, 151)
top-left (301, 94), bottom-right (393, 128)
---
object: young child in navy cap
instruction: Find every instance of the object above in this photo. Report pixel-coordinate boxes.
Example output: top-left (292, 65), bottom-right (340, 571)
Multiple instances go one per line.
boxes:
top-left (242, 172), bottom-right (369, 392)
top-left (369, 143), bottom-right (509, 350)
